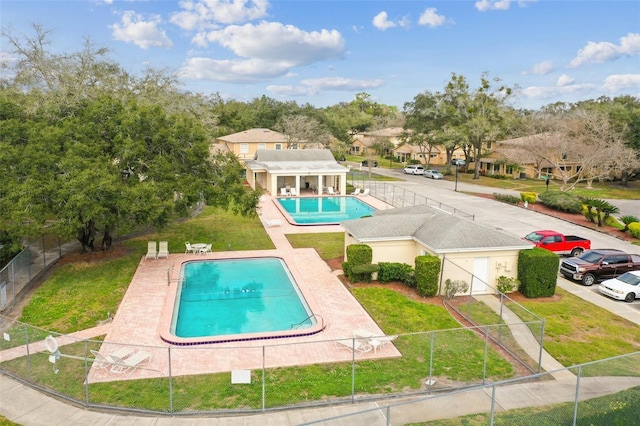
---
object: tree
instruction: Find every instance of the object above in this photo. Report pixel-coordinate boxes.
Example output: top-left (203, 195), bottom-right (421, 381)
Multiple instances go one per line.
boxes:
top-left (275, 115), bottom-right (331, 149)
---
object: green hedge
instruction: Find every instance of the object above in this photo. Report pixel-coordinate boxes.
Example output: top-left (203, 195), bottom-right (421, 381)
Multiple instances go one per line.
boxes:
top-left (538, 191), bottom-right (582, 214)
top-left (518, 248), bottom-right (559, 298)
top-left (342, 244), bottom-right (373, 283)
top-left (415, 255), bottom-right (441, 297)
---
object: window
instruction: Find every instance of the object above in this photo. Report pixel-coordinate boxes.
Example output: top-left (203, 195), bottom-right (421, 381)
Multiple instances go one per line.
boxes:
top-left (275, 144), bottom-right (282, 150)
top-left (258, 143), bottom-right (266, 150)
top-left (486, 141), bottom-right (492, 149)
top-left (506, 165), bottom-right (514, 174)
top-left (240, 144), bottom-right (248, 154)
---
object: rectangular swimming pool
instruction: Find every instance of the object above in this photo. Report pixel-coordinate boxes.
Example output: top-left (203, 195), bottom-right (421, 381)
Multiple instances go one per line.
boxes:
top-left (276, 196), bottom-right (375, 225)
top-left (165, 258), bottom-right (320, 344)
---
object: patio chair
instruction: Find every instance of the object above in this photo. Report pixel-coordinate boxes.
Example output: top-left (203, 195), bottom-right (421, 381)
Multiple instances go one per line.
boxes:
top-left (289, 187), bottom-right (297, 196)
top-left (327, 187), bottom-right (335, 195)
top-left (110, 350), bottom-right (152, 376)
top-left (369, 335), bottom-right (398, 354)
top-left (157, 241), bottom-right (169, 259)
top-left (199, 243), bottom-right (212, 254)
top-left (185, 242), bottom-right (197, 254)
top-left (90, 347), bottom-right (133, 370)
top-left (145, 241), bottom-right (157, 260)
top-left (264, 219), bottom-right (283, 227)
top-left (350, 188), bottom-right (361, 195)
top-left (280, 187), bottom-right (288, 196)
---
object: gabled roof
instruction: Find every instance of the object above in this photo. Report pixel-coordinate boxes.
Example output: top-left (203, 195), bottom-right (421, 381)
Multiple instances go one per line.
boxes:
top-left (217, 128), bottom-right (288, 143)
top-left (245, 149), bottom-right (349, 174)
top-left (341, 205), bottom-right (531, 253)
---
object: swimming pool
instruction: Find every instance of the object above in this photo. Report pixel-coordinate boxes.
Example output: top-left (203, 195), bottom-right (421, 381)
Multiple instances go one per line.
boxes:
top-left (276, 196), bottom-right (375, 225)
top-left (163, 257), bottom-right (321, 345)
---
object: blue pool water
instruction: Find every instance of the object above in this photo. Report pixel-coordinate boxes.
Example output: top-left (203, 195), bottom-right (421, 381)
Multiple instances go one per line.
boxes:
top-left (171, 258), bottom-right (315, 338)
top-left (276, 196), bottom-right (375, 224)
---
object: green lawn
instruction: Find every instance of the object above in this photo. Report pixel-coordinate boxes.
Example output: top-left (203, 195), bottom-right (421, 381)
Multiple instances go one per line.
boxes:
top-left (4, 206), bottom-right (640, 411)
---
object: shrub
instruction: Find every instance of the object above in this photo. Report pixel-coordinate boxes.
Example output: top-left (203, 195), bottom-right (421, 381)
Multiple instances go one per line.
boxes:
top-left (443, 279), bottom-right (469, 299)
top-left (350, 263), bottom-right (379, 282)
top-left (629, 222), bottom-right (640, 239)
top-left (494, 193), bottom-right (520, 205)
top-left (538, 191), bottom-right (583, 214)
top-left (415, 255), bottom-right (441, 297)
top-left (378, 262), bottom-right (414, 286)
top-left (620, 215), bottom-right (640, 232)
top-left (520, 192), bottom-right (537, 204)
top-left (343, 244), bottom-right (373, 283)
top-left (496, 275), bottom-right (519, 294)
top-left (518, 248), bottom-right (559, 298)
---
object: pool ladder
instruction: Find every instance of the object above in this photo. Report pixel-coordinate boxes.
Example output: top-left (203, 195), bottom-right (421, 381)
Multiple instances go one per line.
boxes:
top-left (167, 267), bottom-right (186, 287)
top-left (291, 314), bottom-right (324, 330)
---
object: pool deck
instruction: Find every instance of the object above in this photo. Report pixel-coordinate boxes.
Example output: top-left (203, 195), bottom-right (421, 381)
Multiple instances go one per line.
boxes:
top-left (86, 193), bottom-right (399, 382)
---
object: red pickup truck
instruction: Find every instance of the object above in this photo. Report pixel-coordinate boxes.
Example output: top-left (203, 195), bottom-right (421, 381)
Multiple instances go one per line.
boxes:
top-left (523, 230), bottom-right (591, 257)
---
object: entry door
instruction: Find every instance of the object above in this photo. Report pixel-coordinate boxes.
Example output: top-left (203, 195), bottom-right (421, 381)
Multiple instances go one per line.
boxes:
top-left (472, 257), bottom-right (489, 294)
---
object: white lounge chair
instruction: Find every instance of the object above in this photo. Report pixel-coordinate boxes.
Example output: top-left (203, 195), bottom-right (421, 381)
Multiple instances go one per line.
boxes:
top-left (185, 242), bottom-right (196, 254)
top-left (280, 187), bottom-right (288, 196)
top-left (264, 219), bottom-right (283, 227)
top-left (359, 188), bottom-right (370, 196)
top-left (353, 329), bottom-right (398, 354)
top-left (110, 350), bottom-right (152, 376)
top-left (351, 188), bottom-right (361, 195)
top-left (335, 338), bottom-right (371, 356)
top-left (90, 347), bottom-right (133, 370)
top-left (289, 187), bottom-right (297, 196)
top-left (145, 241), bottom-right (157, 260)
top-left (327, 187), bottom-right (335, 195)
top-left (157, 241), bottom-right (169, 259)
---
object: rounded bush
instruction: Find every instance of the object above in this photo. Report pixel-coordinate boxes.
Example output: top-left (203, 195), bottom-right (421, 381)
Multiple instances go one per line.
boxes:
top-left (538, 191), bottom-right (583, 214)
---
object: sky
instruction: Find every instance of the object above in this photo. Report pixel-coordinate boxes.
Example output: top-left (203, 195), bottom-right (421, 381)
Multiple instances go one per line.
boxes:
top-left (2, 0), bottom-right (639, 111)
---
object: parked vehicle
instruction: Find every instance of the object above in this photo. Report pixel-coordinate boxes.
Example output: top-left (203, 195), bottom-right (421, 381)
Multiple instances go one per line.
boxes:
top-left (403, 165), bottom-right (424, 175)
top-left (361, 159), bottom-right (378, 167)
top-left (451, 159), bottom-right (466, 166)
top-left (522, 230), bottom-right (591, 257)
top-left (598, 271), bottom-right (640, 303)
top-left (559, 249), bottom-right (640, 286)
top-left (424, 169), bottom-right (444, 179)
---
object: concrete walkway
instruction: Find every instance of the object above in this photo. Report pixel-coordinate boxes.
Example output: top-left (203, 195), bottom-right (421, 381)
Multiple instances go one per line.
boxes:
top-left (2, 174), bottom-right (639, 425)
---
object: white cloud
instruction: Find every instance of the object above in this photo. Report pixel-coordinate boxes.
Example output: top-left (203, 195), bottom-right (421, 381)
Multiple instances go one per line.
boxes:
top-left (373, 11), bottom-right (396, 31)
top-left (179, 57), bottom-right (289, 83)
top-left (520, 80), bottom-right (593, 100)
top-left (267, 77), bottom-right (385, 96)
top-left (110, 11), bottom-right (173, 49)
top-left (418, 8), bottom-right (451, 27)
top-left (196, 22), bottom-right (344, 65)
top-left (602, 74), bottom-right (640, 93)
top-left (524, 60), bottom-right (554, 75)
top-left (475, 0), bottom-right (535, 12)
top-left (556, 74), bottom-right (574, 87)
top-left (171, 0), bottom-right (269, 30)
top-left (570, 32), bottom-right (640, 67)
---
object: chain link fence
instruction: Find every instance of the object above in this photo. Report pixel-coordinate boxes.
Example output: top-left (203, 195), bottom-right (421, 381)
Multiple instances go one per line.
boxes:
top-left (1, 313), bottom-right (549, 416)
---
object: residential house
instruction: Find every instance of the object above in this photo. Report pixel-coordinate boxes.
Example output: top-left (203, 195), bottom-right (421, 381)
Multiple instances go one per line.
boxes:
top-left (216, 128), bottom-right (290, 163)
top-left (341, 205), bottom-right (532, 295)
top-left (244, 149), bottom-right (349, 196)
top-left (350, 127), bottom-right (405, 156)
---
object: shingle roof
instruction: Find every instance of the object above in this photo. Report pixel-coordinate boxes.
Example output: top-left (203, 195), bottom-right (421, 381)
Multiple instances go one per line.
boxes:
top-left (341, 205), bottom-right (531, 253)
top-left (217, 128), bottom-right (288, 143)
top-left (245, 149), bottom-right (349, 173)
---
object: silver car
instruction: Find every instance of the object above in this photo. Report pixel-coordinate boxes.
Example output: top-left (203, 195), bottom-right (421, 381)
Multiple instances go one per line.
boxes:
top-left (424, 169), bottom-right (444, 179)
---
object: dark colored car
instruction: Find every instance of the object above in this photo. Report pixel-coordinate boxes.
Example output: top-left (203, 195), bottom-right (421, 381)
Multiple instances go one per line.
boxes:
top-left (361, 159), bottom-right (378, 167)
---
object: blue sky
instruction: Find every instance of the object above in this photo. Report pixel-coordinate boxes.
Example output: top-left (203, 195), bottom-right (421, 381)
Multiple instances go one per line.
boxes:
top-left (2, 1), bottom-right (639, 110)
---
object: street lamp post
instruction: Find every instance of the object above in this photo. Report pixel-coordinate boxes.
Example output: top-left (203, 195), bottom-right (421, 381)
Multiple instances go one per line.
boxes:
top-left (454, 164), bottom-right (459, 192)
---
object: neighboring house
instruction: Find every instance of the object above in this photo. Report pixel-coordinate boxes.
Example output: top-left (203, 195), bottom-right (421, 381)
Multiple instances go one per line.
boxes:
top-left (341, 205), bottom-right (532, 295)
top-left (393, 144), bottom-right (444, 165)
top-left (478, 133), bottom-right (580, 179)
top-left (350, 127), bottom-right (405, 156)
top-left (216, 128), bottom-right (290, 163)
top-left (244, 149), bottom-right (349, 196)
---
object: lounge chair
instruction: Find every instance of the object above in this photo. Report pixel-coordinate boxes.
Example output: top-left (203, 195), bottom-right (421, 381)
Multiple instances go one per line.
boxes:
top-left (353, 329), bottom-right (398, 354)
top-left (90, 347), bottom-right (133, 370)
top-left (110, 350), bottom-right (152, 376)
top-left (351, 188), bottom-right (361, 195)
top-left (157, 241), bottom-right (169, 259)
top-left (334, 338), bottom-right (371, 356)
top-left (280, 187), bottom-right (288, 196)
top-left (327, 187), bottom-right (335, 195)
top-left (185, 242), bottom-right (196, 254)
top-left (145, 241), bottom-right (157, 260)
top-left (359, 188), bottom-right (370, 196)
top-left (289, 187), bottom-right (297, 196)
top-left (264, 219), bottom-right (283, 227)
top-left (199, 243), bottom-right (212, 254)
